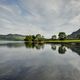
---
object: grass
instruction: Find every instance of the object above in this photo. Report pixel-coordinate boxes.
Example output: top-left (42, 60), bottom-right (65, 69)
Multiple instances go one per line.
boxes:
top-left (45, 39), bottom-right (80, 43)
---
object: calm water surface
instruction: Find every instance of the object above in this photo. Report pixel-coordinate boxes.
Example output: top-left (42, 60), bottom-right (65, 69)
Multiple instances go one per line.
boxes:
top-left (0, 41), bottom-right (80, 80)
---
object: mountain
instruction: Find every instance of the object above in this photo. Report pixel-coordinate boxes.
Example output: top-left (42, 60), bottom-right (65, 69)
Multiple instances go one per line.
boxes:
top-left (68, 29), bottom-right (80, 39)
top-left (0, 34), bottom-right (26, 41)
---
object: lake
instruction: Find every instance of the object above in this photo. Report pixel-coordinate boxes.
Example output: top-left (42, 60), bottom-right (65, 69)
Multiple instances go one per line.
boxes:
top-left (0, 41), bottom-right (80, 80)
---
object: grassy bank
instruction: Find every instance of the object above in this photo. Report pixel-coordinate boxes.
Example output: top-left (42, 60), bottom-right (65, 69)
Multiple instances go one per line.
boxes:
top-left (45, 40), bottom-right (80, 43)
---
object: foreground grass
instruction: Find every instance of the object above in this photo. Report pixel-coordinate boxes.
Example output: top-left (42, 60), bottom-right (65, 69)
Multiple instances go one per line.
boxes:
top-left (45, 40), bottom-right (80, 43)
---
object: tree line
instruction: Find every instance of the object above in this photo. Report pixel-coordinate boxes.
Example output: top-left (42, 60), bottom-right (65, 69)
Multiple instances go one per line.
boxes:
top-left (24, 34), bottom-right (45, 42)
top-left (24, 32), bottom-right (67, 42)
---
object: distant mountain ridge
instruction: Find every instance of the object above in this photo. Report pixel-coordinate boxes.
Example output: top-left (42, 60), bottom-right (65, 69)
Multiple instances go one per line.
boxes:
top-left (0, 34), bottom-right (26, 41)
top-left (68, 29), bottom-right (80, 39)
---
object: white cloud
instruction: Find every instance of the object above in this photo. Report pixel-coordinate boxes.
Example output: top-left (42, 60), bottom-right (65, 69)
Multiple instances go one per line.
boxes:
top-left (0, 0), bottom-right (80, 37)
top-left (70, 15), bottom-right (80, 25)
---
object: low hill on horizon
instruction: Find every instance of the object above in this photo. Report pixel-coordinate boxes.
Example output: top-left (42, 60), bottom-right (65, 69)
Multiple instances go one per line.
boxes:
top-left (0, 34), bottom-right (26, 41)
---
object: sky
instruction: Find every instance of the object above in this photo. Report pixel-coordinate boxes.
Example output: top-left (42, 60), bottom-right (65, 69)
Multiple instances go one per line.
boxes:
top-left (0, 0), bottom-right (80, 37)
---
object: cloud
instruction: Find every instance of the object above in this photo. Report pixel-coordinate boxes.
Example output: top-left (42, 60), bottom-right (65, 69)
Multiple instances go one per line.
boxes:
top-left (70, 15), bottom-right (80, 25)
top-left (0, 0), bottom-right (80, 37)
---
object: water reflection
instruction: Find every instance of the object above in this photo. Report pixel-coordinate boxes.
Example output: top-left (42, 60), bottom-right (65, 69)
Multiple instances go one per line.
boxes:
top-left (0, 42), bottom-right (80, 56)
top-left (0, 42), bottom-right (24, 48)
top-left (58, 44), bottom-right (66, 54)
top-left (0, 42), bottom-right (80, 80)
top-left (66, 43), bottom-right (80, 56)
top-left (51, 44), bottom-right (67, 54)
top-left (51, 44), bottom-right (56, 50)
top-left (24, 42), bottom-right (80, 56)
top-left (24, 42), bottom-right (44, 49)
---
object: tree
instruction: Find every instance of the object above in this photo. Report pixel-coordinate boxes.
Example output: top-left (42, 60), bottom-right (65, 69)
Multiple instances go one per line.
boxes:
top-left (52, 35), bottom-right (56, 40)
top-left (35, 34), bottom-right (44, 42)
top-left (36, 34), bottom-right (42, 39)
top-left (32, 35), bottom-right (36, 41)
top-left (24, 35), bottom-right (34, 42)
top-left (58, 32), bottom-right (66, 40)
top-left (24, 34), bottom-right (44, 43)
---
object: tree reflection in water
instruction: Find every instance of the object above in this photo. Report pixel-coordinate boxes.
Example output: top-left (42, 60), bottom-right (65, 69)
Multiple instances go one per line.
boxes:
top-left (24, 42), bottom-right (80, 56)
top-left (51, 44), bottom-right (66, 54)
top-left (0, 42), bottom-right (80, 56)
top-left (58, 44), bottom-right (66, 54)
top-left (24, 42), bottom-right (44, 50)
top-left (51, 44), bottom-right (56, 50)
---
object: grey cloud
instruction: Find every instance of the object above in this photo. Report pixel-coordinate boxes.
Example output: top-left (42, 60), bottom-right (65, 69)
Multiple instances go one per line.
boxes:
top-left (0, 0), bottom-right (80, 37)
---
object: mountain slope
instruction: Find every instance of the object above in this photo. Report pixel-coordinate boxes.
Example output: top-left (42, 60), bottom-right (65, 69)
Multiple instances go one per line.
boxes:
top-left (0, 34), bottom-right (26, 41)
top-left (68, 29), bottom-right (80, 39)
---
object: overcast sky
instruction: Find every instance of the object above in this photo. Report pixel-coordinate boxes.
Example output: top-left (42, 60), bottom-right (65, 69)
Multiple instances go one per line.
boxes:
top-left (0, 0), bottom-right (80, 37)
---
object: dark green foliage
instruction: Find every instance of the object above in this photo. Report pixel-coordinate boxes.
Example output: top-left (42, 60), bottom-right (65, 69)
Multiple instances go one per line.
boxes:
top-left (36, 34), bottom-right (41, 38)
top-left (24, 42), bottom-right (35, 48)
top-left (58, 32), bottom-right (67, 40)
top-left (32, 35), bottom-right (36, 41)
top-left (24, 34), bottom-right (44, 42)
top-left (24, 35), bottom-right (33, 42)
top-left (58, 45), bottom-right (66, 54)
top-left (24, 42), bottom-right (44, 49)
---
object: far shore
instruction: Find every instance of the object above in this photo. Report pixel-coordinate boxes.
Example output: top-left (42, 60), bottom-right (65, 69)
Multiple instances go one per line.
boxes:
top-left (24, 40), bottom-right (80, 44)
top-left (45, 40), bottom-right (80, 43)
top-left (1, 40), bottom-right (80, 43)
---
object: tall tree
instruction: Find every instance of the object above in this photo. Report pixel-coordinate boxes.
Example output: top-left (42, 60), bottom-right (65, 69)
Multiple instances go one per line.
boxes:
top-left (58, 32), bottom-right (66, 40)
